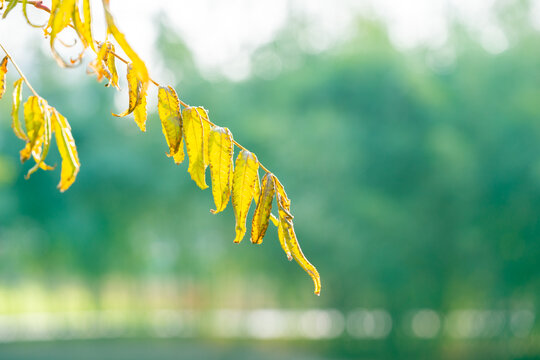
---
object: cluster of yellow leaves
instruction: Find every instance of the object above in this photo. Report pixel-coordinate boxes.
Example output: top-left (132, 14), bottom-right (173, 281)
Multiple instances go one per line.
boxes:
top-left (45, 0), bottom-right (93, 66)
top-left (153, 97), bottom-right (321, 295)
top-left (0, 0), bottom-right (321, 295)
top-left (0, 57), bottom-right (80, 191)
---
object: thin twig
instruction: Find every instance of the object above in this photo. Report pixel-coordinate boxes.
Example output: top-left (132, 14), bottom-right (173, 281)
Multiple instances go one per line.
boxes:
top-left (0, 41), bottom-right (40, 97)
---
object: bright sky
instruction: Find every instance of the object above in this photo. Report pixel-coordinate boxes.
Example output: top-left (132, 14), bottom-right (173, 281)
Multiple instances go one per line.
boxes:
top-left (0, 0), bottom-right (537, 81)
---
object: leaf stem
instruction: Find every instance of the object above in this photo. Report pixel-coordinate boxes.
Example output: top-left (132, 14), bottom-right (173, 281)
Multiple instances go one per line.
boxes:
top-left (0, 41), bottom-right (40, 97)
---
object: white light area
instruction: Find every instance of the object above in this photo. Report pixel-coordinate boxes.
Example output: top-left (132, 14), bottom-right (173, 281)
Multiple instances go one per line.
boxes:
top-left (510, 310), bottom-right (536, 338)
top-left (410, 309), bottom-right (441, 338)
top-left (346, 309), bottom-right (392, 339)
top-left (531, 0), bottom-right (540, 30)
top-left (445, 310), bottom-right (508, 338)
top-left (445, 310), bottom-right (483, 338)
top-left (150, 310), bottom-right (187, 337)
top-left (212, 309), bottom-right (245, 338)
top-left (479, 25), bottom-right (509, 54)
top-left (246, 309), bottom-right (292, 339)
top-left (369, 0), bottom-right (450, 49)
top-left (0, 0), bottom-right (508, 81)
top-left (212, 308), bottom-right (346, 339)
top-left (298, 309), bottom-right (345, 339)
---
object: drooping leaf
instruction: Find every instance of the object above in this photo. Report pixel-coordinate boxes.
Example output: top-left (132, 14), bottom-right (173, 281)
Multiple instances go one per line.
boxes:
top-left (105, 42), bottom-right (119, 89)
top-left (71, 0), bottom-right (93, 50)
top-left (280, 208), bottom-right (321, 296)
top-left (133, 89), bottom-right (147, 132)
top-left (20, 95), bottom-right (44, 163)
top-left (46, 0), bottom-right (60, 30)
top-left (1, 0), bottom-right (17, 19)
top-left (11, 78), bottom-right (27, 140)
top-left (49, 0), bottom-right (76, 67)
top-left (71, 2), bottom-right (88, 48)
top-left (26, 101), bottom-right (54, 179)
top-left (231, 150), bottom-right (259, 243)
top-left (183, 107), bottom-right (211, 189)
top-left (199, 109), bottom-right (212, 167)
top-left (82, 0), bottom-right (94, 50)
top-left (208, 126), bottom-right (233, 213)
top-left (52, 108), bottom-right (80, 192)
top-left (50, 0), bottom-right (75, 36)
top-left (102, 0), bottom-right (148, 98)
top-left (253, 172), bottom-right (280, 228)
top-left (276, 217), bottom-right (292, 261)
top-left (157, 86), bottom-right (183, 158)
top-left (253, 171), bottom-right (261, 205)
top-left (273, 175), bottom-right (292, 260)
top-left (274, 175), bottom-right (321, 295)
top-left (113, 63), bottom-right (141, 117)
top-left (88, 41), bottom-right (112, 83)
top-left (250, 172), bottom-right (275, 244)
top-left (0, 55), bottom-right (7, 100)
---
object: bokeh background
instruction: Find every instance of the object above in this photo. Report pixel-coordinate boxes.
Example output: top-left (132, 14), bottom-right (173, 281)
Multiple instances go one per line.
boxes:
top-left (1, 0), bottom-right (540, 359)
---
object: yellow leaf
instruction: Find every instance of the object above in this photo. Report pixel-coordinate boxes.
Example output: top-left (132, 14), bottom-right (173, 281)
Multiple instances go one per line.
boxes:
top-left (250, 172), bottom-right (275, 244)
top-left (251, 157), bottom-right (280, 229)
top-left (51, 0), bottom-right (74, 35)
top-left (273, 175), bottom-right (321, 295)
top-left (208, 126), bottom-right (233, 214)
top-left (113, 63), bottom-right (141, 117)
top-left (172, 146), bottom-right (185, 164)
top-left (105, 42), bottom-right (119, 89)
top-left (274, 176), bottom-right (292, 211)
top-left (273, 174), bottom-right (292, 260)
top-left (157, 86), bottom-right (183, 157)
top-left (11, 78), bottom-right (27, 140)
top-left (26, 101), bottom-right (54, 179)
top-left (52, 108), bottom-right (80, 192)
top-left (71, 0), bottom-right (93, 50)
top-left (46, 0), bottom-right (60, 30)
top-left (20, 96), bottom-right (44, 163)
top-left (231, 150), bottom-right (259, 243)
top-left (88, 41), bottom-right (111, 83)
top-left (182, 107), bottom-right (211, 189)
top-left (1, 0), bottom-right (17, 19)
top-left (133, 89), bottom-right (147, 132)
top-left (270, 213), bottom-right (279, 226)
top-left (199, 108), bottom-right (212, 167)
top-left (82, 0), bottom-right (94, 50)
top-left (49, 0), bottom-right (76, 67)
top-left (71, 3), bottom-right (87, 47)
top-left (102, 0), bottom-right (148, 97)
top-left (277, 217), bottom-right (292, 261)
top-left (0, 55), bottom-right (7, 100)
top-left (278, 204), bottom-right (321, 295)
top-left (253, 171), bottom-right (261, 205)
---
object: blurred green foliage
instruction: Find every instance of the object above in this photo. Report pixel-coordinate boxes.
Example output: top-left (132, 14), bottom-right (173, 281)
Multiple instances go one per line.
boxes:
top-left (1, 3), bottom-right (540, 359)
